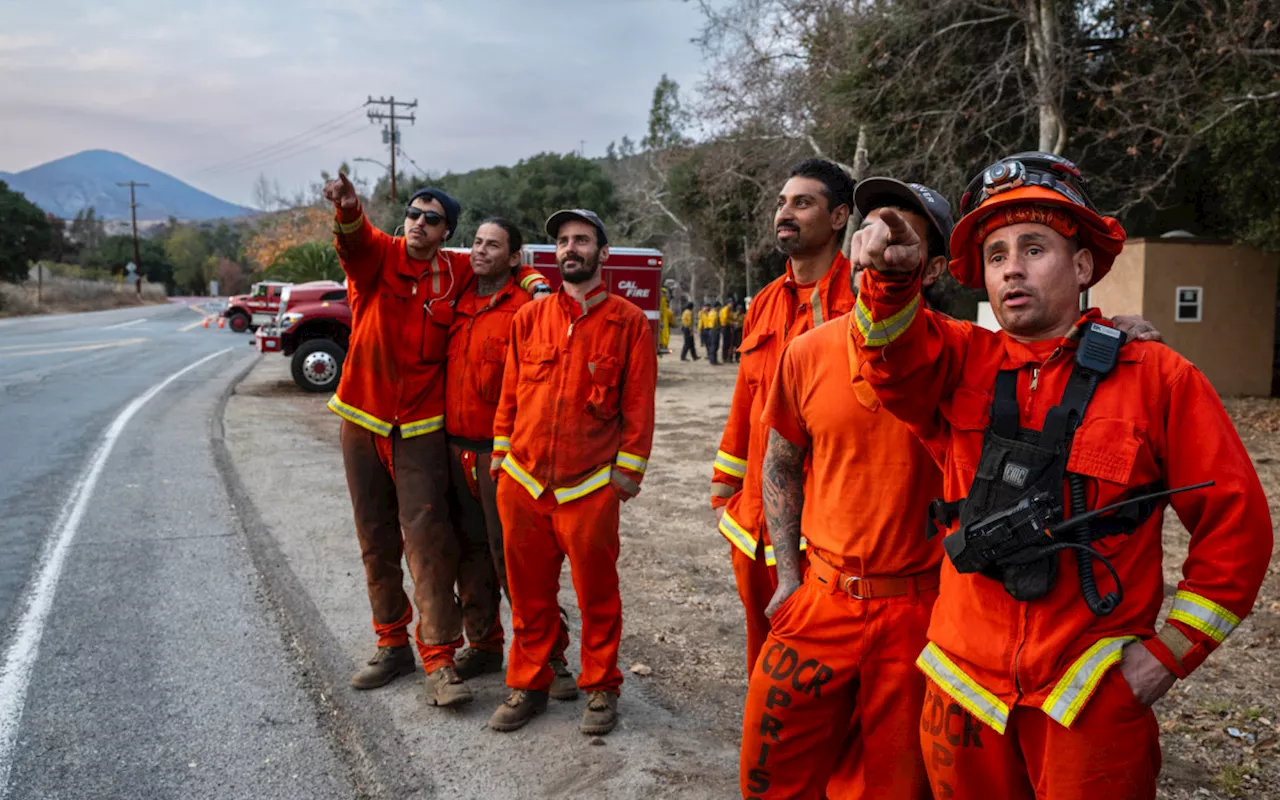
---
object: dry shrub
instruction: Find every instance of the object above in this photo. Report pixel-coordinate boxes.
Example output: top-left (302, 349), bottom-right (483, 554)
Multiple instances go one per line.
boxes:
top-left (0, 276), bottom-right (167, 316)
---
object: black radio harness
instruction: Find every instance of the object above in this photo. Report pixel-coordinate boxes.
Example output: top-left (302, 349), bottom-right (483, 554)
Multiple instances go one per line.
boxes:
top-left (927, 322), bottom-right (1213, 616)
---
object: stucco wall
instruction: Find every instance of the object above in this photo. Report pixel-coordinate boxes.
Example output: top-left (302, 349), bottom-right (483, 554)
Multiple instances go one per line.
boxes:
top-left (1089, 240), bottom-right (1147, 319)
top-left (1141, 240), bottom-right (1277, 396)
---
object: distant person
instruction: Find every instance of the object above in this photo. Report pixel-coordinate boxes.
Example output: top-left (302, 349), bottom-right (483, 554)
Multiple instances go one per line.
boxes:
top-left (320, 173), bottom-right (548, 706)
top-left (658, 287), bottom-right (673, 355)
top-left (680, 301), bottom-right (699, 361)
top-left (732, 301), bottom-right (747, 362)
top-left (488, 209), bottom-right (657, 735)
top-left (706, 300), bottom-right (722, 366)
top-left (719, 298), bottom-right (734, 364)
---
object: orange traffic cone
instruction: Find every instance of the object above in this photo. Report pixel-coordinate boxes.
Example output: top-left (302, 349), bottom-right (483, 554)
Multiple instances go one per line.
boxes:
top-left (217, 317), bottom-right (226, 329)
top-left (202, 317), bottom-right (210, 328)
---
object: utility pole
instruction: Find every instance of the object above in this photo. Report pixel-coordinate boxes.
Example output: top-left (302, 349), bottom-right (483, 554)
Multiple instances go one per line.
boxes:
top-left (116, 180), bottom-right (148, 278)
top-left (366, 95), bottom-right (417, 203)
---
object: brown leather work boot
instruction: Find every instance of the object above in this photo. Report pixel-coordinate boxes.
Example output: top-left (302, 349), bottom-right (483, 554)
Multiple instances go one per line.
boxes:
top-left (454, 647), bottom-right (504, 680)
top-left (580, 690), bottom-right (619, 735)
top-left (488, 688), bottom-right (549, 732)
top-left (549, 659), bottom-right (578, 701)
top-left (350, 645), bottom-right (415, 690)
top-left (424, 665), bottom-right (474, 707)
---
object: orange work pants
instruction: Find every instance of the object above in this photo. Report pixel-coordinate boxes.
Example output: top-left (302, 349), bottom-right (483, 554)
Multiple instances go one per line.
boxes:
top-left (920, 668), bottom-right (1160, 800)
top-left (498, 476), bottom-right (623, 694)
top-left (732, 540), bottom-right (778, 676)
top-left (740, 569), bottom-right (936, 799)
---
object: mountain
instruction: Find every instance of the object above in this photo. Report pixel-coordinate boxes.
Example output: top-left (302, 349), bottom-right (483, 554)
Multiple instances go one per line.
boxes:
top-left (1, 150), bottom-right (253, 222)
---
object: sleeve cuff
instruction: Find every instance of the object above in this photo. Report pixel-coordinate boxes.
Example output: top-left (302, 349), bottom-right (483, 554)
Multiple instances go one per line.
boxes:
top-left (335, 203), bottom-right (364, 227)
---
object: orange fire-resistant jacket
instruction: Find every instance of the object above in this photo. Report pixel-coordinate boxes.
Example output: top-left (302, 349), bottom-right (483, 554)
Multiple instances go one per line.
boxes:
top-left (851, 267), bottom-right (1273, 735)
top-left (710, 253), bottom-right (856, 564)
top-left (326, 204), bottom-right (547, 438)
top-left (445, 273), bottom-right (535, 442)
top-left (491, 285), bottom-right (657, 504)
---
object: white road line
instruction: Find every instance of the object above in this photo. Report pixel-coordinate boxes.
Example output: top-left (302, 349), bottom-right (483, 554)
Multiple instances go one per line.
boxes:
top-left (100, 318), bottom-right (148, 330)
top-left (177, 319), bottom-right (207, 332)
top-left (0, 346), bottom-right (234, 796)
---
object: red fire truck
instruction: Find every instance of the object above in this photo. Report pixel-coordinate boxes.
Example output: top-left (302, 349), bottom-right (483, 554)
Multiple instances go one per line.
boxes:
top-left (256, 245), bottom-right (663, 392)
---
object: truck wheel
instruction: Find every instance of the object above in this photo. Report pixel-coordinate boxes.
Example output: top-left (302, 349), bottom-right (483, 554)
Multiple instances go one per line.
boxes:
top-left (227, 311), bottom-right (250, 333)
top-left (291, 339), bottom-right (345, 393)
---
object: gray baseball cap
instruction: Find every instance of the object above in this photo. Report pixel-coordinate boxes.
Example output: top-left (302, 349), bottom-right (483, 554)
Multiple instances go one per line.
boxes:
top-left (545, 208), bottom-right (608, 246)
top-left (854, 178), bottom-right (955, 257)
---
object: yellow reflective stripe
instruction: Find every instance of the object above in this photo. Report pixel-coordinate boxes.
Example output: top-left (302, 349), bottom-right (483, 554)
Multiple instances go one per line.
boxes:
top-left (1041, 636), bottom-right (1138, 727)
top-left (333, 215), bottom-right (364, 235)
top-left (916, 643), bottom-right (1009, 735)
top-left (520, 272), bottom-right (545, 292)
top-left (493, 436), bottom-right (511, 453)
top-left (718, 510), bottom-right (758, 558)
top-left (500, 454), bottom-right (544, 499)
top-left (554, 465), bottom-right (612, 504)
top-left (1168, 590), bottom-right (1241, 643)
top-left (327, 396), bottom-right (393, 437)
top-left (810, 284), bottom-right (823, 328)
top-left (615, 451), bottom-right (648, 473)
top-left (400, 415), bottom-right (445, 438)
top-left (762, 537), bottom-right (808, 567)
top-left (714, 450), bottom-right (747, 479)
top-left (853, 294), bottom-right (920, 347)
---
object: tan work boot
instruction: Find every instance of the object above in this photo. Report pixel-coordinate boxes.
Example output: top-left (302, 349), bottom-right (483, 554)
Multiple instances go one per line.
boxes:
top-left (580, 690), bottom-right (619, 735)
top-left (488, 688), bottom-right (549, 732)
top-left (350, 645), bottom-right (415, 690)
top-left (549, 659), bottom-right (578, 701)
top-left (424, 665), bottom-right (474, 707)
top-left (454, 647), bottom-right (504, 680)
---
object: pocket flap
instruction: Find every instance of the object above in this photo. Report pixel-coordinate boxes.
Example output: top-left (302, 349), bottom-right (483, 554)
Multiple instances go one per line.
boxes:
top-left (1068, 417), bottom-right (1139, 485)
top-left (589, 355), bottom-right (620, 386)
top-left (525, 342), bottom-right (557, 364)
top-left (738, 329), bottom-right (773, 354)
top-left (481, 337), bottom-right (508, 363)
top-left (427, 302), bottom-right (454, 327)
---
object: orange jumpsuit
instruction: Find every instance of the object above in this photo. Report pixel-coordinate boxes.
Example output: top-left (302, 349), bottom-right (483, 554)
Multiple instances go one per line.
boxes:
top-left (739, 315), bottom-right (942, 800)
top-left (330, 203), bottom-right (547, 669)
top-left (492, 285), bottom-right (657, 694)
top-left (852, 267), bottom-right (1274, 800)
top-left (712, 253), bottom-right (857, 673)
top-left (444, 275), bottom-right (535, 657)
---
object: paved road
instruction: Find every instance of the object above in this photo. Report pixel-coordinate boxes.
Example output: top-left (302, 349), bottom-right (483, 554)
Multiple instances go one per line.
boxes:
top-left (0, 303), bottom-right (353, 799)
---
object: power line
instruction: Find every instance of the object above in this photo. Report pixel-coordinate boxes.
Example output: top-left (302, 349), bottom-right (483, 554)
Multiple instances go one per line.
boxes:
top-left (218, 123), bottom-right (369, 175)
top-left (194, 106), bottom-right (366, 175)
top-left (396, 147), bottom-right (427, 176)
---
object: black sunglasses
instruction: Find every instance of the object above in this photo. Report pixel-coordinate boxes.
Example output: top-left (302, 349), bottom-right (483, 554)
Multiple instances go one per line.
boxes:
top-left (405, 207), bottom-right (446, 226)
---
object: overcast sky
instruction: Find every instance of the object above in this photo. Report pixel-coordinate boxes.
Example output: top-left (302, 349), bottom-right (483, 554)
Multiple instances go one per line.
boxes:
top-left (0, 0), bottom-right (709, 207)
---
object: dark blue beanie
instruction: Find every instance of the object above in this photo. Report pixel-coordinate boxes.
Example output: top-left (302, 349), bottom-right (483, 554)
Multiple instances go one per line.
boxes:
top-left (408, 187), bottom-right (461, 240)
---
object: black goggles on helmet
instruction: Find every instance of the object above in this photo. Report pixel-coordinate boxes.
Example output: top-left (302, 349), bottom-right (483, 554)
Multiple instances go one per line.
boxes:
top-left (959, 152), bottom-right (1098, 217)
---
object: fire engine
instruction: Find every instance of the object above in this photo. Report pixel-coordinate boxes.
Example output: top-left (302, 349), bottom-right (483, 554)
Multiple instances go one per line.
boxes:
top-left (222, 280), bottom-right (290, 333)
top-left (255, 245), bottom-right (663, 392)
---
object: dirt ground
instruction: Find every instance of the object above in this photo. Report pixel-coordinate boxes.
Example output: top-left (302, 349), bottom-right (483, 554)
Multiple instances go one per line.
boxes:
top-left (229, 347), bottom-right (1280, 799)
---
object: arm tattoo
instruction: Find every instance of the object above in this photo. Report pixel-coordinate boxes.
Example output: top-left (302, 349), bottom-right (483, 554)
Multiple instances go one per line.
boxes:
top-left (762, 429), bottom-right (807, 584)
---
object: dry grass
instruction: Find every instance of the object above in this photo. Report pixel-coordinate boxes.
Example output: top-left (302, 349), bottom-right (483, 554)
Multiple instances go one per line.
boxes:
top-left (0, 276), bottom-right (167, 316)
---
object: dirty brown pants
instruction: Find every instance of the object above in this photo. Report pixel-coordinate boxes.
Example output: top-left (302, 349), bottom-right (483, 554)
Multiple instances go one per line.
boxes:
top-left (447, 440), bottom-right (570, 662)
top-left (445, 439), bottom-right (504, 652)
top-left (341, 421), bottom-right (462, 672)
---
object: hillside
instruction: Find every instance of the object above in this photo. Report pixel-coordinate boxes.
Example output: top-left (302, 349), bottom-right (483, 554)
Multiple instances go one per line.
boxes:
top-left (1, 150), bottom-right (252, 222)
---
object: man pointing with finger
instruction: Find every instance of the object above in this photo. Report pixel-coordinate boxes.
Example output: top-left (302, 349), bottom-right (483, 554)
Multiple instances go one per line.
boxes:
top-left (322, 174), bottom-right (548, 708)
top-left (849, 152), bottom-right (1272, 799)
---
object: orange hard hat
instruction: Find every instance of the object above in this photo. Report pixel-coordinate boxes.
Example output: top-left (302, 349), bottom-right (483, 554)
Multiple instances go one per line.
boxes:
top-left (949, 156), bottom-right (1126, 290)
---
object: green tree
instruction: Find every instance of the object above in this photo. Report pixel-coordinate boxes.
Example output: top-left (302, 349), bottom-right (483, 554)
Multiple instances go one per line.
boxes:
top-left (265, 241), bottom-right (343, 283)
top-left (642, 75), bottom-right (692, 151)
top-left (0, 181), bottom-right (52, 282)
top-left (165, 226), bottom-right (212, 293)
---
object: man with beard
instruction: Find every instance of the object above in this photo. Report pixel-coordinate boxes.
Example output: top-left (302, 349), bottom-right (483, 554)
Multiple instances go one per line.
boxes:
top-left (741, 180), bottom-right (953, 799)
top-left (444, 218), bottom-right (575, 699)
top-left (487, 209), bottom-right (657, 735)
top-left (849, 152), bottom-right (1270, 799)
top-left (711, 158), bottom-right (858, 675)
top-left (322, 174), bottom-right (548, 707)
